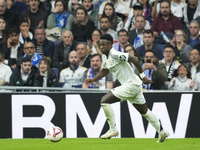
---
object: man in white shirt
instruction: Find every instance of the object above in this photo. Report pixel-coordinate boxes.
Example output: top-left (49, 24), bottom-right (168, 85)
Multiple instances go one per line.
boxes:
top-left (0, 51), bottom-right (12, 86)
top-left (185, 48), bottom-right (200, 80)
top-left (85, 34), bottom-right (169, 142)
top-left (59, 51), bottom-right (88, 88)
top-left (100, 16), bottom-right (118, 42)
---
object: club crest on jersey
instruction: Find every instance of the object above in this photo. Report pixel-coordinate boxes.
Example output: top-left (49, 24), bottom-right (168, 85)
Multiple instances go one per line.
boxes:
top-left (110, 61), bottom-right (113, 66)
top-left (119, 55), bottom-right (126, 61)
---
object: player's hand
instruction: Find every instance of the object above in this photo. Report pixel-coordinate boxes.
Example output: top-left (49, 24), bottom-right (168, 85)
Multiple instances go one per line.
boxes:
top-left (85, 78), bottom-right (94, 86)
top-left (142, 76), bottom-right (153, 85)
top-left (190, 81), bottom-right (195, 88)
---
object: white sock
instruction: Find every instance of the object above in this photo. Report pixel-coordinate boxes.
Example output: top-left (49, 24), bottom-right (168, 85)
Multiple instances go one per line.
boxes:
top-left (101, 103), bottom-right (116, 129)
top-left (142, 109), bottom-right (162, 133)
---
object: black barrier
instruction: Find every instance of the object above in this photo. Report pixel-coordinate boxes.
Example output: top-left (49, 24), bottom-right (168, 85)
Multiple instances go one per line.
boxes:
top-left (0, 92), bottom-right (199, 139)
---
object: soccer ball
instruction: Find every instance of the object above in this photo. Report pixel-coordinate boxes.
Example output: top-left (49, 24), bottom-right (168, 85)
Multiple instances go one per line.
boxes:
top-left (47, 126), bottom-right (63, 142)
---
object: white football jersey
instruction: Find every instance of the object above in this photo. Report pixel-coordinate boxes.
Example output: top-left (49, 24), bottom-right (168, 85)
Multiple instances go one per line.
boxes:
top-left (102, 48), bottom-right (142, 85)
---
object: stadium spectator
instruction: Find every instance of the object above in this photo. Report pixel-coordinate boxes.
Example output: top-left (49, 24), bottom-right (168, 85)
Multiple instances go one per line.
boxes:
top-left (34, 57), bottom-right (58, 87)
top-left (152, 0), bottom-right (182, 19)
top-left (170, 30), bottom-right (192, 63)
top-left (129, 15), bottom-right (146, 49)
top-left (82, 0), bottom-right (98, 27)
top-left (186, 20), bottom-right (200, 48)
top-left (46, 0), bottom-right (74, 35)
top-left (59, 50), bottom-right (87, 88)
top-left (98, 0), bottom-right (130, 19)
top-left (168, 64), bottom-right (195, 91)
top-left (138, 0), bottom-right (152, 25)
top-left (87, 29), bottom-right (102, 55)
top-left (142, 50), bottom-right (167, 90)
top-left (9, 57), bottom-right (37, 86)
top-left (159, 44), bottom-right (180, 87)
top-left (33, 26), bottom-right (55, 60)
top-left (182, 0), bottom-right (200, 32)
top-left (0, 51), bottom-right (12, 86)
top-left (19, 0), bottom-right (48, 34)
top-left (136, 29), bottom-right (163, 60)
top-left (124, 2), bottom-right (151, 32)
top-left (68, 0), bottom-right (82, 14)
top-left (16, 42), bottom-right (42, 68)
top-left (52, 30), bottom-right (78, 71)
top-left (101, 3), bottom-right (123, 31)
top-left (185, 49), bottom-right (200, 80)
top-left (0, 0), bottom-right (18, 27)
top-left (6, 0), bottom-right (28, 16)
top-left (19, 19), bottom-right (34, 44)
top-left (82, 54), bottom-right (113, 89)
top-left (0, 16), bottom-right (9, 50)
top-left (4, 27), bottom-right (24, 69)
top-left (112, 29), bottom-right (129, 52)
top-left (77, 43), bottom-right (91, 68)
top-left (151, 0), bottom-right (181, 40)
top-left (39, 0), bottom-right (53, 15)
top-left (100, 16), bottom-right (118, 42)
top-left (71, 6), bottom-right (95, 42)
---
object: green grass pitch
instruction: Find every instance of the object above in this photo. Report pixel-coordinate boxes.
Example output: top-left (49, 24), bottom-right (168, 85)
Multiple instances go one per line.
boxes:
top-left (0, 138), bottom-right (200, 150)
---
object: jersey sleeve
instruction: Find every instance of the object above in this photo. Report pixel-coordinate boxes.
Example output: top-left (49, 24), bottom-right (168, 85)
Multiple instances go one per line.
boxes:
top-left (59, 71), bottom-right (65, 83)
top-left (110, 50), bottom-right (129, 62)
top-left (102, 55), bottom-right (108, 69)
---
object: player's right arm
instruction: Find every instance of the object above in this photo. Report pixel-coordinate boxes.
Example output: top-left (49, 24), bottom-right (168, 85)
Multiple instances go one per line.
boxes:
top-left (85, 69), bottom-right (109, 86)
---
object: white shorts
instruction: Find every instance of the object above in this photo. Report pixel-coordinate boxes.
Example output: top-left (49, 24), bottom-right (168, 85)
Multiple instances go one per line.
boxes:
top-left (111, 84), bottom-right (146, 105)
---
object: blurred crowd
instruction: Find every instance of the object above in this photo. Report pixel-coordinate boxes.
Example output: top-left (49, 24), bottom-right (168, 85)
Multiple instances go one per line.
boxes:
top-left (0, 0), bottom-right (200, 91)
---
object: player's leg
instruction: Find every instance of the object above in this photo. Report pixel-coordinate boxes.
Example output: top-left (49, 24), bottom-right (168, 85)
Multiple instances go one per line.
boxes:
top-left (100, 91), bottom-right (120, 139)
top-left (133, 103), bottom-right (169, 143)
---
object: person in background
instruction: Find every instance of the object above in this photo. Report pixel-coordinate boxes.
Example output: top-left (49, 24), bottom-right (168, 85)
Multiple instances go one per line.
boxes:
top-left (82, 0), bottom-right (98, 27)
top-left (138, 0), bottom-right (152, 25)
top-left (33, 26), bottom-right (55, 60)
top-left (87, 29), bottom-right (102, 55)
top-left (136, 29), bottom-right (163, 60)
top-left (17, 42), bottom-right (42, 68)
top-left (170, 29), bottom-right (192, 63)
top-left (186, 20), bottom-right (200, 48)
top-left (142, 50), bottom-right (168, 90)
top-left (82, 54), bottom-right (113, 89)
top-left (52, 30), bottom-right (78, 71)
top-left (59, 50), bottom-right (88, 88)
top-left (101, 3), bottom-right (123, 31)
top-left (0, 16), bottom-right (9, 49)
top-left (112, 29), bottom-right (129, 52)
top-left (168, 64), bottom-right (195, 91)
top-left (34, 56), bottom-right (58, 87)
top-left (182, 0), bottom-right (200, 32)
top-left (124, 2), bottom-right (151, 32)
top-left (19, 19), bottom-right (33, 44)
top-left (160, 44), bottom-right (180, 87)
top-left (71, 6), bottom-right (95, 42)
top-left (9, 57), bottom-right (37, 86)
top-left (0, 0), bottom-right (18, 27)
top-left (185, 48), bottom-right (200, 80)
top-left (4, 27), bottom-right (24, 69)
top-left (47, 0), bottom-right (74, 34)
top-left (77, 43), bottom-right (91, 68)
top-left (6, 0), bottom-right (28, 16)
top-left (100, 16), bottom-right (118, 42)
top-left (0, 51), bottom-right (12, 86)
top-left (19, 0), bottom-right (48, 34)
top-left (129, 15), bottom-right (146, 49)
